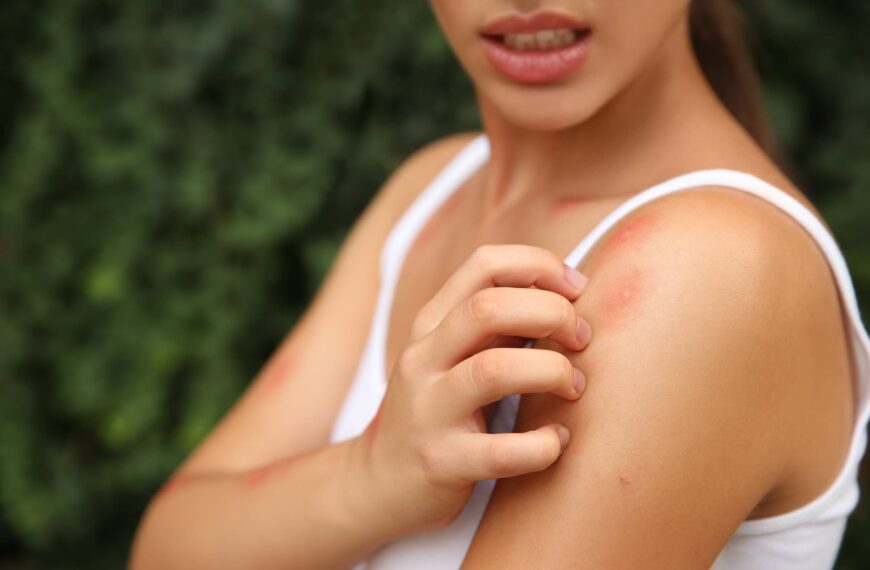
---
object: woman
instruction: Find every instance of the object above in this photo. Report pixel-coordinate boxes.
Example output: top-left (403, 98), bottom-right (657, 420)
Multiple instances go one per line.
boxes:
top-left (130, 1), bottom-right (870, 568)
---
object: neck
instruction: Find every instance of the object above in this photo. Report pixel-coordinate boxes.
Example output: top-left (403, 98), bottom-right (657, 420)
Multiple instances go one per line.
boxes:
top-left (475, 16), bottom-right (735, 214)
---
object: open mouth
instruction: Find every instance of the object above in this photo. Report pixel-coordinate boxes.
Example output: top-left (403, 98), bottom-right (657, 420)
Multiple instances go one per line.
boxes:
top-left (480, 28), bottom-right (592, 52)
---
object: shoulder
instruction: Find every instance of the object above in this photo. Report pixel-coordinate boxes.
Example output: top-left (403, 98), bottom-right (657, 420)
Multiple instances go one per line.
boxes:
top-left (575, 183), bottom-right (853, 513)
top-left (461, 184), bottom-right (851, 567)
top-left (580, 185), bottom-right (837, 348)
top-left (575, 185), bottom-right (846, 437)
top-left (572, 184), bottom-right (825, 461)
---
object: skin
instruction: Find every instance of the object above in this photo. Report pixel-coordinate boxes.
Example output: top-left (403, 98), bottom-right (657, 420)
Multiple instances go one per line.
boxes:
top-left (130, 133), bottom-right (489, 569)
top-left (422, 0), bottom-right (851, 567)
top-left (131, 1), bottom-right (856, 568)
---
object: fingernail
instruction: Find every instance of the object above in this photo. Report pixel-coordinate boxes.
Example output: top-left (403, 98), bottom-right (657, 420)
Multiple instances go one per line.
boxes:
top-left (573, 367), bottom-right (586, 396)
top-left (564, 265), bottom-right (588, 291)
top-left (556, 425), bottom-right (571, 448)
top-left (576, 315), bottom-right (592, 345)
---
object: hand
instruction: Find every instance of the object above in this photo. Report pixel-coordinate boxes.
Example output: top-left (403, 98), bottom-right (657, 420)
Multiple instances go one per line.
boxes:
top-left (349, 244), bottom-right (592, 537)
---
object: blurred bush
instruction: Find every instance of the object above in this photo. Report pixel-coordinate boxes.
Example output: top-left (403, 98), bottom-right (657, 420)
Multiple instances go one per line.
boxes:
top-left (0, 0), bottom-right (867, 568)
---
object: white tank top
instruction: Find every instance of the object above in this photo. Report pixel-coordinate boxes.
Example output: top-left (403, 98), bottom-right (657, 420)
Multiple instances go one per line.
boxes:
top-left (329, 133), bottom-right (870, 569)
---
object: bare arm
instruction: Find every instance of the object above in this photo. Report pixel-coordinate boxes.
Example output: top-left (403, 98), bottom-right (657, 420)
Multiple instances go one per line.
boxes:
top-left (460, 188), bottom-right (853, 568)
top-left (129, 131), bottom-right (482, 569)
top-left (129, 436), bottom-right (403, 569)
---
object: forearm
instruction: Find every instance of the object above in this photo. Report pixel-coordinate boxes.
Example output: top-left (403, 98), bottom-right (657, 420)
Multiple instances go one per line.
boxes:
top-left (130, 436), bottom-right (400, 570)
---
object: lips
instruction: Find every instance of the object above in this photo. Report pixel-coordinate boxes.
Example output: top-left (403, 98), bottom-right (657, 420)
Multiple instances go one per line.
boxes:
top-left (478, 10), bottom-right (592, 84)
top-left (479, 10), bottom-right (589, 36)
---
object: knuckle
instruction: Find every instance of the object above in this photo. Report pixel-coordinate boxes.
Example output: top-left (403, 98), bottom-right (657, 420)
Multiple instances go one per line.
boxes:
top-left (469, 350), bottom-right (504, 390)
top-left (417, 439), bottom-right (447, 484)
top-left (397, 344), bottom-right (422, 380)
top-left (417, 442), bottom-right (443, 481)
top-left (537, 246), bottom-right (564, 271)
top-left (467, 288), bottom-right (501, 325)
top-left (409, 310), bottom-right (432, 341)
top-left (484, 442), bottom-right (514, 477)
top-left (471, 244), bottom-right (499, 271)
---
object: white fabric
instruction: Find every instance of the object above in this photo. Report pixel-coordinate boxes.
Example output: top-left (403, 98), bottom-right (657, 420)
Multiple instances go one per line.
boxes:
top-left (329, 133), bottom-right (870, 569)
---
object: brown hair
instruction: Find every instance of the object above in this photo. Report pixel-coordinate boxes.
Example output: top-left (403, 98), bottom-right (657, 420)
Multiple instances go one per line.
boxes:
top-left (689, 0), bottom-right (779, 160)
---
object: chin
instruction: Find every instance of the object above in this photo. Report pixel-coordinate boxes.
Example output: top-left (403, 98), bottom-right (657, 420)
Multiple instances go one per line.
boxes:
top-left (475, 79), bottom-right (608, 132)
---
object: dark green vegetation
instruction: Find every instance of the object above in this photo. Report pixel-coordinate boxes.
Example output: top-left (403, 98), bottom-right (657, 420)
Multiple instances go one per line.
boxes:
top-left (0, 1), bottom-right (868, 567)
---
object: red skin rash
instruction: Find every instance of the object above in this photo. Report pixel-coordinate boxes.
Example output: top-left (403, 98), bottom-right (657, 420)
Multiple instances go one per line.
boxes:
top-left (598, 212), bottom-right (659, 259)
top-left (598, 265), bottom-right (652, 330)
top-left (363, 407), bottom-right (381, 445)
top-left (242, 449), bottom-right (318, 489)
top-left (155, 473), bottom-right (195, 501)
top-left (588, 213), bottom-right (658, 330)
top-left (549, 196), bottom-right (590, 217)
top-left (258, 340), bottom-right (296, 392)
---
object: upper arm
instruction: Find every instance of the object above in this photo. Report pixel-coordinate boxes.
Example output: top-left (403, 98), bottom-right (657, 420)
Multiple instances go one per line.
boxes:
top-left (177, 131), bottom-right (482, 476)
top-left (461, 188), bottom-right (840, 568)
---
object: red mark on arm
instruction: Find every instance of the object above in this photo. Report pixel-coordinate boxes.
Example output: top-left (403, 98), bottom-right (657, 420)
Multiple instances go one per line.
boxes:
top-left (257, 339), bottom-right (297, 392)
top-left (155, 473), bottom-right (196, 501)
top-left (241, 449), bottom-right (319, 489)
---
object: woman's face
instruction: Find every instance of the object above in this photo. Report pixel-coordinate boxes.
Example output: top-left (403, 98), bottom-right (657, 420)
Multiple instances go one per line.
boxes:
top-left (428, 1), bottom-right (692, 131)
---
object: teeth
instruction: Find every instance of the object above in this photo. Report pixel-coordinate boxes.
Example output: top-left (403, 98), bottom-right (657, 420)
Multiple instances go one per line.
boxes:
top-left (504, 28), bottom-right (578, 51)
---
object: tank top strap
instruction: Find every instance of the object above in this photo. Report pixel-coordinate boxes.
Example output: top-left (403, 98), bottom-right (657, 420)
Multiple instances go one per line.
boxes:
top-left (369, 134), bottom-right (490, 396)
top-left (546, 167), bottom-right (870, 534)
top-left (378, 134), bottom-right (490, 282)
top-left (561, 169), bottom-right (869, 396)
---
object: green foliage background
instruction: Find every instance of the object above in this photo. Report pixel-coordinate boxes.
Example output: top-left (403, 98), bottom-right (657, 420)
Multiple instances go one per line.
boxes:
top-left (0, 0), bottom-right (868, 567)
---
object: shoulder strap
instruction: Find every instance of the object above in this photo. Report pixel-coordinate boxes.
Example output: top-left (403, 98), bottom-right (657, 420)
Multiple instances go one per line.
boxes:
top-left (379, 134), bottom-right (489, 280)
top-left (550, 167), bottom-right (870, 533)
top-left (565, 170), bottom-right (867, 344)
top-left (371, 134), bottom-right (489, 392)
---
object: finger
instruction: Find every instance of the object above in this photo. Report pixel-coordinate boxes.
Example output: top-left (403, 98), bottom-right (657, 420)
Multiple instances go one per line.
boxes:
top-left (410, 244), bottom-right (588, 342)
top-left (436, 348), bottom-right (584, 421)
top-left (418, 286), bottom-right (591, 372)
top-left (448, 423), bottom-right (570, 482)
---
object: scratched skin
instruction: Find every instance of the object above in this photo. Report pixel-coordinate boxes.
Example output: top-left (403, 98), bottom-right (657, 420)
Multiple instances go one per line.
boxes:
top-left (597, 265), bottom-right (653, 331)
top-left (154, 472), bottom-right (204, 501)
top-left (242, 449), bottom-right (319, 489)
top-left (155, 450), bottom-right (320, 498)
top-left (598, 211), bottom-right (659, 258)
top-left (549, 195), bottom-right (591, 217)
top-left (363, 407), bottom-right (381, 444)
top-left (256, 339), bottom-right (297, 392)
top-left (579, 211), bottom-right (660, 332)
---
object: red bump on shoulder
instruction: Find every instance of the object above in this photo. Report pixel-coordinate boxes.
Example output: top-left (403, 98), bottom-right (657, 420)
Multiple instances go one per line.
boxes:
top-left (597, 266), bottom-right (653, 330)
top-left (598, 211), bottom-right (659, 258)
